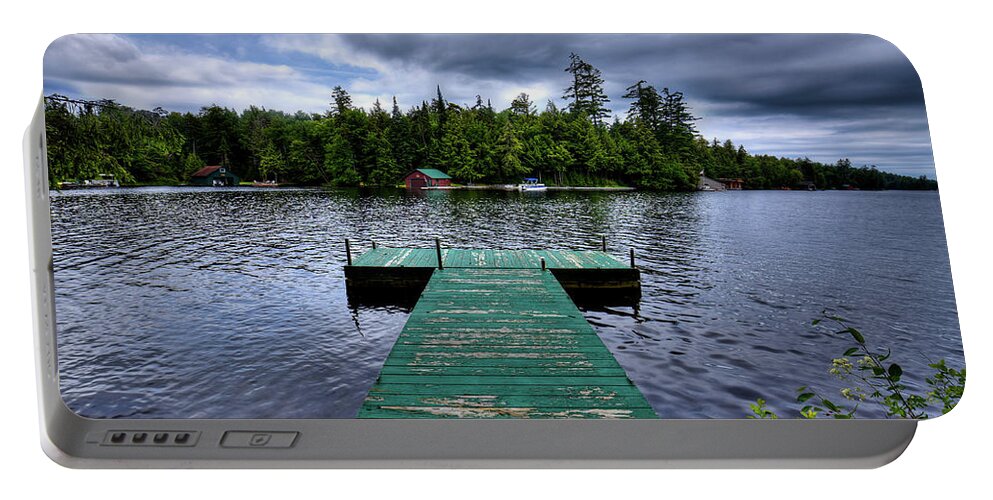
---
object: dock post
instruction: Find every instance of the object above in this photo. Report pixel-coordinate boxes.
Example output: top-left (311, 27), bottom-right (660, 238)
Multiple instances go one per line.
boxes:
top-left (541, 257), bottom-right (546, 271)
top-left (345, 239), bottom-right (352, 266)
top-left (435, 238), bottom-right (444, 270)
top-left (602, 235), bottom-right (607, 252)
top-left (630, 248), bottom-right (635, 268)
top-left (372, 241), bottom-right (377, 250)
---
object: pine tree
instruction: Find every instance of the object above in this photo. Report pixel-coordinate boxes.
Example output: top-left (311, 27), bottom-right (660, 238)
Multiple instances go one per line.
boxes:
top-left (657, 88), bottom-right (698, 155)
top-left (330, 86), bottom-right (352, 116)
top-left (563, 53), bottom-right (611, 126)
top-left (432, 85), bottom-right (447, 135)
top-left (391, 96), bottom-right (402, 120)
top-left (622, 80), bottom-right (663, 132)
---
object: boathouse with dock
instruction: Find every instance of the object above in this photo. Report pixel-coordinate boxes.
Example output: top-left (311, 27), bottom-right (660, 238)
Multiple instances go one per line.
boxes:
top-left (190, 165), bottom-right (240, 186)
top-left (343, 241), bottom-right (655, 419)
top-left (717, 178), bottom-right (744, 190)
top-left (403, 168), bottom-right (452, 189)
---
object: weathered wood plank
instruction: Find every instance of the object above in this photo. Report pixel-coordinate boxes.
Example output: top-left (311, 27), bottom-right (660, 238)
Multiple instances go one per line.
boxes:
top-left (383, 357), bottom-right (622, 368)
top-left (387, 345), bottom-right (621, 357)
top-left (366, 383), bottom-right (647, 398)
top-left (358, 406), bottom-right (659, 419)
top-left (379, 365), bottom-right (628, 376)
top-left (362, 394), bottom-right (653, 409)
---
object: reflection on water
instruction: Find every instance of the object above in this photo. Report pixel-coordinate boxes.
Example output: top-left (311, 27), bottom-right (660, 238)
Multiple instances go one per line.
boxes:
top-left (51, 187), bottom-right (961, 418)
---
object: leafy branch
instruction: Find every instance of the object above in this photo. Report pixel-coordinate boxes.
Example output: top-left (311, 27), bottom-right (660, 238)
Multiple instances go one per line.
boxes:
top-left (748, 311), bottom-right (965, 419)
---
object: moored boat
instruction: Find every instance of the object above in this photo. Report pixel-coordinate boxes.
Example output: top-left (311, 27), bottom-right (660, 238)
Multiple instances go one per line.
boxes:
top-left (519, 177), bottom-right (547, 192)
top-left (59, 174), bottom-right (120, 189)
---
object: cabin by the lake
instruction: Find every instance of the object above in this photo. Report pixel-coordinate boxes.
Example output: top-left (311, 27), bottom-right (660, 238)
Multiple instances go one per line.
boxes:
top-left (190, 165), bottom-right (240, 187)
top-left (404, 168), bottom-right (452, 189)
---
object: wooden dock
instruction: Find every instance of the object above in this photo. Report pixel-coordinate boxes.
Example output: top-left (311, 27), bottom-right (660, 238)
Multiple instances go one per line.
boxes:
top-left (350, 247), bottom-right (655, 419)
top-left (344, 247), bottom-right (641, 303)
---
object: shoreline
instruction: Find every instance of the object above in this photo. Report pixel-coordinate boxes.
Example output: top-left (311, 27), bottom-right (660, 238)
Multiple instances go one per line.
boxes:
top-left (422, 185), bottom-right (637, 192)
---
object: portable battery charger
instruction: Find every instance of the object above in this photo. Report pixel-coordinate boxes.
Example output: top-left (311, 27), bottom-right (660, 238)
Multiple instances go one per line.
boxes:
top-left (25, 34), bottom-right (961, 467)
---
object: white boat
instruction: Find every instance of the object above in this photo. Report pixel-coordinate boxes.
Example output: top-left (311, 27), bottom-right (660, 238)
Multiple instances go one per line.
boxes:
top-left (59, 174), bottom-right (119, 189)
top-left (519, 178), bottom-right (547, 192)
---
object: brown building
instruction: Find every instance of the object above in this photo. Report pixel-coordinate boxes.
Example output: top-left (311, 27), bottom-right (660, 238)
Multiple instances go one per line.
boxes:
top-left (403, 169), bottom-right (452, 189)
top-left (717, 178), bottom-right (744, 190)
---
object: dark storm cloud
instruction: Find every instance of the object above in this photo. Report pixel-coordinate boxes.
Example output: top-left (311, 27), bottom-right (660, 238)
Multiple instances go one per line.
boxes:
top-left (333, 34), bottom-right (924, 114)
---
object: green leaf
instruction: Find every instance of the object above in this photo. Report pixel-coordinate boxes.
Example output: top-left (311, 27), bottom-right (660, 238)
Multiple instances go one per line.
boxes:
top-left (888, 363), bottom-right (903, 380)
top-left (797, 393), bottom-right (815, 403)
top-left (812, 319), bottom-right (821, 326)
top-left (845, 327), bottom-right (865, 344)
top-left (822, 399), bottom-right (840, 412)
top-left (844, 347), bottom-right (859, 356)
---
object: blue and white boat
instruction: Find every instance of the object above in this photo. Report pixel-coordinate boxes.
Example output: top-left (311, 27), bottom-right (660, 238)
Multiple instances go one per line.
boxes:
top-left (519, 177), bottom-right (547, 192)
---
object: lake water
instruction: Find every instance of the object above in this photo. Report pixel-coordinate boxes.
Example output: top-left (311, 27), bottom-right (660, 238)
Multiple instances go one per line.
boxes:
top-left (50, 187), bottom-right (962, 419)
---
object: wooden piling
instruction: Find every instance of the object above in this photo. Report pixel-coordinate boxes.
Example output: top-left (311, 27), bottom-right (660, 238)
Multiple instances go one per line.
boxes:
top-left (630, 248), bottom-right (635, 268)
top-left (541, 257), bottom-right (546, 271)
top-left (435, 238), bottom-right (444, 270)
top-left (602, 235), bottom-right (607, 252)
top-left (345, 238), bottom-right (352, 266)
top-left (372, 241), bottom-right (377, 250)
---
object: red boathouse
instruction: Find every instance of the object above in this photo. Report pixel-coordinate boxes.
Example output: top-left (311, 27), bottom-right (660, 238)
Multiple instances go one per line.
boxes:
top-left (403, 168), bottom-right (452, 189)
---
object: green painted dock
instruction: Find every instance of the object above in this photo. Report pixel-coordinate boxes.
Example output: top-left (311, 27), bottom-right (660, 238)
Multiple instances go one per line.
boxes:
top-left (344, 247), bottom-right (641, 303)
top-left (350, 247), bottom-right (631, 270)
top-left (356, 265), bottom-right (656, 419)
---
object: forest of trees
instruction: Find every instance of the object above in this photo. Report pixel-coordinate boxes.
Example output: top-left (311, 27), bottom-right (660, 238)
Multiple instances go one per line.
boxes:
top-left (44, 53), bottom-right (937, 191)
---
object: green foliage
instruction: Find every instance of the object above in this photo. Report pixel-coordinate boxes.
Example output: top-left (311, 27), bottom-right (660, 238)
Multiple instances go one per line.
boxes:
top-left (926, 359), bottom-right (967, 415)
top-left (749, 312), bottom-right (965, 419)
top-left (182, 152), bottom-right (205, 179)
top-left (748, 399), bottom-right (779, 419)
top-left (44, 54), bottom-right (939, 190)
top-left (258, 143), bottom-right (285, 181)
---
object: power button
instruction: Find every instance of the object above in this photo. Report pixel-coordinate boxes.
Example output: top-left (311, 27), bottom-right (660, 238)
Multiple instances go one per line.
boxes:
top-left (220, 431), bottom-right (298, 448)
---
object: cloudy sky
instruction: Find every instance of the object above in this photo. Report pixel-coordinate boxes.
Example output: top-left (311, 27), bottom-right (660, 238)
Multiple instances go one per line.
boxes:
top-left (43, 34), bottom-right (935, 178)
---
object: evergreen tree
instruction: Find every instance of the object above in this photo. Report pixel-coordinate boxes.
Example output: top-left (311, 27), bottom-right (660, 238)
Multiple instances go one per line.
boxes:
top-left (432, 85), bottom-right (447, 136)
top-left (496, 120), bottom-right (527, 180)
top-left (510, 93), bottom-right (536, 117)
top-left (324, 129), bottom-right (358, 185)
top-left (363, 128), bottom-right (399, 186)
top-left (563, 53), bottom-right (611, 126)
top-left (331, 86), bottom-right (353, 116)
top-left (658, 88), bottom-right (698, 156)
top-left (623, 80), bottom-right (663, 132)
